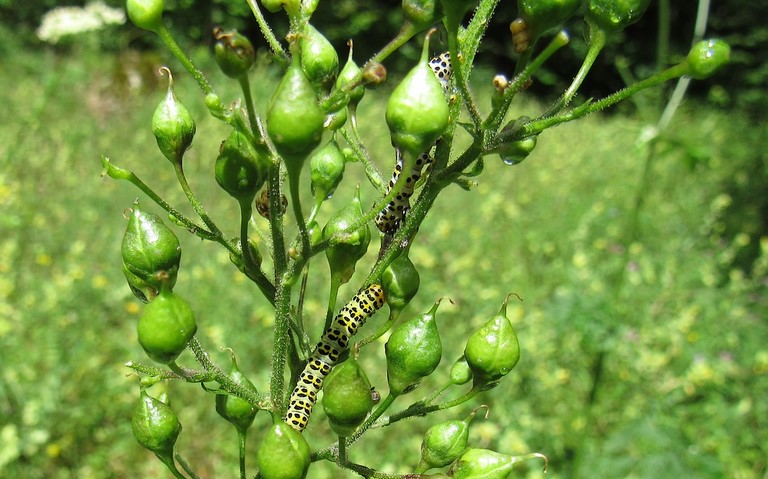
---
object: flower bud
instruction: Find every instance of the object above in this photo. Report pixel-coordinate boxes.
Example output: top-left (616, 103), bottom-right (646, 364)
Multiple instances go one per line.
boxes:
top-left (418, 408), bottom-right (483, 471)
top-left (449, 356), bottom-right (472, 385)
top-left (385, 299), bottom-right (443, 396)
top-left (213, 27), bottom-right (256, 79)
top-left (152, 68), bottom-right (196, 165)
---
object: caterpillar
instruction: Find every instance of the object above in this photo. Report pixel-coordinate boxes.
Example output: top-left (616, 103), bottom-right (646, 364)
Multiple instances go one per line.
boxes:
top-left (374, 52), bottom-right (452, 236)
top-left (284, 284), bottom-right (385, 432)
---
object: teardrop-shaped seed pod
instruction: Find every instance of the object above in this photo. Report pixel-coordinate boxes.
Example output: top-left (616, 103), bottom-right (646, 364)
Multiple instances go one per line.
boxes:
top-left (266, 43), bottom-right (324, 163)
top-left (213, 27), bottom-right (256, 79)
top-left (586, 0), bottom-right (650, 33)
top-left (385, 299), bottom-right (443, 396)
top-left (310, 138), bottom-right (346, 203)
top-left (131, 389), bottom-right (181, 459)
top-left (256, 421), bottom-right (311, 479)
top-left (215, 352), bottom-right (259, 434)
top-left (464, 295), bottom-right (520, 390)
top-left (152, 68), bottom-right (196, 166)
top-left (517, 0), bottom-right (582, 41)
top-left (300, 23), bottom-right (339, 92)
top-left (336, 42), bottom-right (365, 107)
top-left (322, 188), bottom-right (371, 284)
top-left (215, 129), bottom-right (270, 203)
top-left (136, 286), bottom-right (197, 364)
top-left (322, 355), bottom-right (373, 437)
top-left (121, 204), bottom-right (181, 302)
top-left (385, 31), bottom-right (450, 157)
top-left (381, 248), bottom-right (420, 319)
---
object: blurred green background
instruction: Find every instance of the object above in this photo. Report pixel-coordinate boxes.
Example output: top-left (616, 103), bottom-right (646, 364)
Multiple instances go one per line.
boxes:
top-left (1, 1), bottom-right (767, 478)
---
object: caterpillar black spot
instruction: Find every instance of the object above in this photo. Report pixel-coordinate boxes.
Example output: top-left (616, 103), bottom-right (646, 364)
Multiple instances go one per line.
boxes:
top-left (284, 284), bottom-right (385, 432)
top-left (375, 52), bottom-right (452, 236)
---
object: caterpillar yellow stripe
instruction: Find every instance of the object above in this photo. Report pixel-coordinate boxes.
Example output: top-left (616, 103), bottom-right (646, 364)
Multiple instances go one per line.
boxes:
top-left (284, 284), bottom-right (385, 432)
top-left (375, 52), bottom-right (452, 236)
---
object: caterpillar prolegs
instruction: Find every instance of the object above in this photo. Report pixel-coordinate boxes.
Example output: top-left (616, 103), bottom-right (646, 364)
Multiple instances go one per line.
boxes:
top-left (284, 284), bottom-right (385, 432)
top-left (374, 52), bottom-right (452, 236)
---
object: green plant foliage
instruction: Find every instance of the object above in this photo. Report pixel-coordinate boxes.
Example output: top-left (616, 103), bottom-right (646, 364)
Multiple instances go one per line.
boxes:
top-left (1, 3), bottom-right (765, 479)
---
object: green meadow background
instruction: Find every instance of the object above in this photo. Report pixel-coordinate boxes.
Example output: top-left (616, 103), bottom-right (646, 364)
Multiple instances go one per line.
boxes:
top-left (1, 8), bottom-right (767, 479)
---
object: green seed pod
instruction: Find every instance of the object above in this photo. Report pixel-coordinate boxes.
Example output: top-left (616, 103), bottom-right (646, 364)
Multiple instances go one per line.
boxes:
top-left (126, 0), bottom-right (164, 32)
top-left (381, 249), bottom-right (420, 319)
top-left (256, 421), bottom-right (311, 479)
top-left (464, 295), bottom-right (520, 390)
top-left (439, 0), bottom-right (477, 33)
top-left (449, 355), bottom-right (472, 385)
top-left (324, 107), bottom-right (348, 130)
top-left (418, 409), bottom-right (482, 472)
top-left (518, 0), bottom-right (582, 40)
top-left (322, 188), bottom-right (371, 284)
top-left (449, 448), bottom-right (517, 479)
top-left (261, 0), bottom-right (299, 14)
top-left (215, 129), bottom-right (270, 203)
top-left (266, 44), bottom-right (324, 163)
top-left (586, 0), bottom-right (650, 33)
top-left (131, 389), bottom-right (181, 459)
top-left (385, 299), bottom-right (443, 396)
top-left (386, 31), bottom-right (450, 157)
top-left (121, 205), bottom-right (181, 303)
top-left (336, 42), bottom-right (365, 107)
top-left (403, 0), bottom-right (441, 31)
top-left (300, 23), bottom-right (339, 92)
top-left (310, 139), bottom-right (346, 202)
top-left (215, 353), bottom-right (258, 434)
top-left (686, 39), bottom-right (730, 80)
top-left (152, 68), bottom-right (196, 166)
top-left (213, 27), bottom-right (256, 79)
top-left (322, 355), bottom-right (373, 437)
top-left (137, 286), bottom-right (197, 364)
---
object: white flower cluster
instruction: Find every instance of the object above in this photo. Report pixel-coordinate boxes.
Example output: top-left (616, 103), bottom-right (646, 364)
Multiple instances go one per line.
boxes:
top-left (36, 2), bottom-right (126, 43)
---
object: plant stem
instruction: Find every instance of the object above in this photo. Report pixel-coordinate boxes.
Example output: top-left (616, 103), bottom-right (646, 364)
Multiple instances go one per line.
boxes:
top-left (325, 273), bottom-right (342, 331)
top-left (245, 0), bottom-right (288, 65)
top-left (155, 23), bottom-right (213, 96)
top-left (238, 75), bottom-right (259, 132)
top-left (158, 454), bottom-right (188, 479)
top-left (173, 163), bottom-right (225, 241)
top-left (238, 431), bottom-right (248, 479)
top-left (542, 25), bottom-right (606, 117)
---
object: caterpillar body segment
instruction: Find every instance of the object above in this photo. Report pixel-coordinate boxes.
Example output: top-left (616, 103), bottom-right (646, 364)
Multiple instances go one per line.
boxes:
top-left (375, 53), bottom-right (452, 236)
top-left (284, 284), bottom-right (385, 432)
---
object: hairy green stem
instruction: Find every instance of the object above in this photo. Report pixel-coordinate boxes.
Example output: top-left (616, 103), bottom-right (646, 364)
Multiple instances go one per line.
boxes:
top-left (155, 23), bottom-right (213, 96)
top-left (245, 0), bottom-right (288, 65)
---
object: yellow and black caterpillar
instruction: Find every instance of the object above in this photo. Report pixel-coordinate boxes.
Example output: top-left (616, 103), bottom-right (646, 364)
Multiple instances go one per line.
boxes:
top-left (375, 52), bottom-right (452, 236)
top-left (284, 284), bottom-right (385, 432)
